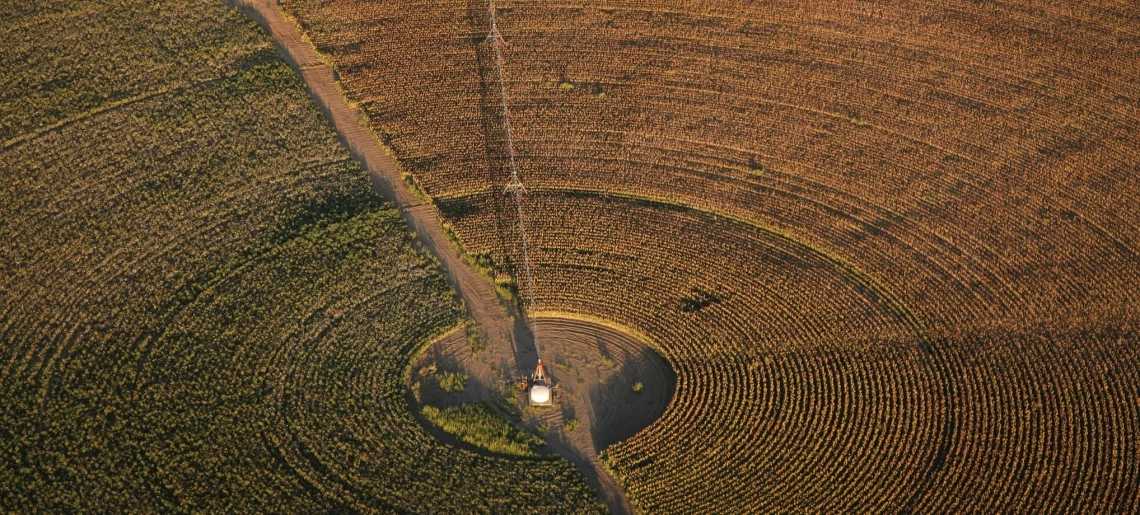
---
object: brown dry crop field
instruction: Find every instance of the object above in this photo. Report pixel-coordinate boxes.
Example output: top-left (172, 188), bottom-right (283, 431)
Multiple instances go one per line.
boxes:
top-left (281, 0), bottom-right (1140, 511)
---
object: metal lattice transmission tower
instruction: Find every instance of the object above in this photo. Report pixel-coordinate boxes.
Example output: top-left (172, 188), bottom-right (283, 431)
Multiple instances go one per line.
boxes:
top-left (487, 0), bottom-right (542, 359)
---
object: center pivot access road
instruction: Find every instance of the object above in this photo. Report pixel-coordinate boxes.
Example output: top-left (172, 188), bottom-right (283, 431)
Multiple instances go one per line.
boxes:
top-left (232, 1), bottom-right (636, 512)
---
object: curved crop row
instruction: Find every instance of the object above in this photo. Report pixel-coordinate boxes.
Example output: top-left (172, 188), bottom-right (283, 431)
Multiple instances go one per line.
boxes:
top-left (286, 0), bottom-right (1140, 510)
top-left (284, 0), bottom-right (1140, 332)
top-left (0, 1), bottom-right (602, 512)
top-left (441, 191), bottom-right (1140, 512)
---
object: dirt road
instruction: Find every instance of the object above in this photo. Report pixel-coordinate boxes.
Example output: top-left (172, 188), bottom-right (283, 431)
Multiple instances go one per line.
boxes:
top-left (232, 0), bottom-right (519, 355)
top-left (232, 1), bottom-right (666, 513)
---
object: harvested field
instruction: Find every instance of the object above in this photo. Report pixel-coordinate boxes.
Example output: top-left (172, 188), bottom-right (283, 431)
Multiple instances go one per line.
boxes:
top-left (281, 0), bottom-right (1140, 511)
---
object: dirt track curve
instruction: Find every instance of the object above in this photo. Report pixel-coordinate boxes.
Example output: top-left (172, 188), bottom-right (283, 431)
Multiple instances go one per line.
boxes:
top-left (232, 0), bottom-right (659, 512)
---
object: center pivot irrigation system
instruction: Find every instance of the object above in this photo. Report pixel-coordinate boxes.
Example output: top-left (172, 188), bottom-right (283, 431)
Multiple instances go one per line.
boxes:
top-left (486, 0), bottom-right (552, 406)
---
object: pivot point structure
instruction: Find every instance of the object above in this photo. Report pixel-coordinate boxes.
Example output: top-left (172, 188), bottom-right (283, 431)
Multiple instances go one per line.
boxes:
top-left (528, 360), bottom-right (553, 406)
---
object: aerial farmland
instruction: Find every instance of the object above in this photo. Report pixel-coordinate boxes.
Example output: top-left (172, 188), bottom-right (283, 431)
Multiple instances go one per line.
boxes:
top-left (2, 0), bottom-right (1138, 513)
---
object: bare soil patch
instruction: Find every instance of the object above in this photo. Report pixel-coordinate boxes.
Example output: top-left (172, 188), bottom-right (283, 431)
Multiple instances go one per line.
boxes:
top-left (413, 316), bottom-right (675, 515)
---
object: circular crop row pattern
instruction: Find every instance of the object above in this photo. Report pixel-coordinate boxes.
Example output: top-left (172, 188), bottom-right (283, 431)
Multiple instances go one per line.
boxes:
top-left (285, 0), bottom-right (1140, 333)
top-left (1, 1), bottom-right (602, 512)
top-left (283, 0), bottom-right (1140, 511)
top-left (441, 190), bottom-right (1139, 511)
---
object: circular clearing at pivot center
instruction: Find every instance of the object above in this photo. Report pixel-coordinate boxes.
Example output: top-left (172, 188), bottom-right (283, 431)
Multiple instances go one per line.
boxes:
top-left (413, 316), bottom-right (675, 455)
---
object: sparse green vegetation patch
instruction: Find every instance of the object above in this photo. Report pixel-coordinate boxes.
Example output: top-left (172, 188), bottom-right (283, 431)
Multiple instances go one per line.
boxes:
top-left (422, 403), bottom-right (545, 457)
top-left (438, 371), bottom-right (469, 392)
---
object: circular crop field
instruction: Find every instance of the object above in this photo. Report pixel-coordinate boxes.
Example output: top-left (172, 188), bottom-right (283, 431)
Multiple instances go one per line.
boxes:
top-left (5, 0), bottom-right (1137, 512)
top-left (278, 1), bottom-right (1140, 509)
top-left (1, 2), bottom-right (605, 511)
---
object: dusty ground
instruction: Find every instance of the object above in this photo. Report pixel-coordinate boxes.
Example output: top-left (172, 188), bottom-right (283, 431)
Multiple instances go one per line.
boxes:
top-left (233, 1), bottom-right (674, 512)
top-left (413, 316), bottom-right (675, 515)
